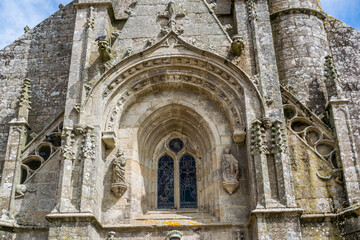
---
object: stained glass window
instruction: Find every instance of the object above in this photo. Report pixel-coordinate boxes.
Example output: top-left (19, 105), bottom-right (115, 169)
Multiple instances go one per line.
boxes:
top-left (169, 138), bottom-right (184, 154)
top-left (157, 154), bottom-right (175, 209)
top-left (179, 153), bottom-right (197, 208)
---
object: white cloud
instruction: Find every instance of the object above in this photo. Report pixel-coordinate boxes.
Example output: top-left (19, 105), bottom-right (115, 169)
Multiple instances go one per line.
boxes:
top-left (0, 0), bottom-right (72, 49)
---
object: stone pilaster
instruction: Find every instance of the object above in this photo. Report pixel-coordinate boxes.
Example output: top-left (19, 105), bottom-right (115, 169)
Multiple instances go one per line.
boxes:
top-left (240, 0), bottom-right (302, 237)
top-left (329, 100), bottom-right (360, 205)
top-left (0, 119), bottom-right (29, 220)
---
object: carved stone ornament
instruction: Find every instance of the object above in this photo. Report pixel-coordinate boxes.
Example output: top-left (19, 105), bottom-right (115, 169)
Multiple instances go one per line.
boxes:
top-left (324, 55), bottom-right (342, 99)
top-left (231, 34), bottom-right (245, 57)
top-left (62, 127), bottom-right (75, 162)
top-left (158, 1), bottom-right (185, 35)
top-left (107, 231), bottom-right (116, 240)
top-left (97, 39), bottom-right (113, 61)
top-left (102, 131), bottom-right (116, 149)
top-left (233, 126), bottom-right (246, 144)
top-left (247, 0), bottom-right (257, 21)
top-left (271, 120), bottom-right (287, 154)
top-left (222, 148), bottom-right (240, 194)
top-left (111, 149), bottom-right (127, 197)
top-left (82, 126), bottom-right (96, 161)
top-left (250, 120), bottom-right (269, 155)
top-left (19, 78), bottom-right (31, 109)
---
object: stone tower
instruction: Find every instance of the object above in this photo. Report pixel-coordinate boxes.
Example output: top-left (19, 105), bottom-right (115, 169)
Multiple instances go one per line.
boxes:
top-left (0, 0), bottom-right (359, 239)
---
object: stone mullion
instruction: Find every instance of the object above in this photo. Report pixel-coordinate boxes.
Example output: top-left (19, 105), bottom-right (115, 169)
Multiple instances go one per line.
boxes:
top-left (329, 100), bottom-right (360, 205)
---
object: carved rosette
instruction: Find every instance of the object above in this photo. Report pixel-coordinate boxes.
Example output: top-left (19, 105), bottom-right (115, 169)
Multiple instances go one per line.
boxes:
top-left (111, 149), bottom-right (127, 198)
top-left (222, 148), bottom-right (240, 194)
top-left (61, 127), bottom-right (75, 162)
top-left (82, 126), bottom-right (96, 161)
top-left (271, 120), bottom-right (287, 154)
top-left (250, 120), bottom-right (269, 155)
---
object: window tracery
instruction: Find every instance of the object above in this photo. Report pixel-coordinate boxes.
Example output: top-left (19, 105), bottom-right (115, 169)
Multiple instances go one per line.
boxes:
top-left (157, 138), bottom-right (197, 209)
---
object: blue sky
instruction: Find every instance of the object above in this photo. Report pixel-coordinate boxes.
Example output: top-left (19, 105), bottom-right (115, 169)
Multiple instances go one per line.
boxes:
top-left (0, 0), bottom-right (359, 49)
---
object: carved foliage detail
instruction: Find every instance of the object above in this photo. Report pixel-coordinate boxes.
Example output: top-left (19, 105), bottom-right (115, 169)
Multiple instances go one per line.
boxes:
top-left (324, 55), bottom-right (342, 99)
top-left (271, 120), bottom-right (287, 154)
top-left (19, 78), bottom-right (31, 109)
top-left (82, 126), bottom-right (96, 161)
top-left (62, 127), bottom-right (76, 162)
top-left (247, 0), bottom-right (257, 21)
top-left (250, 120), bottom-right (268, 155)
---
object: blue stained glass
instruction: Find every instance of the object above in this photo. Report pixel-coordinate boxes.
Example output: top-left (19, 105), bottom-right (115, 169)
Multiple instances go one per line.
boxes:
top-left (179, 153), bottom-right (197, 208)
top-left (169, 138), bottom-right (184, 154)
top-left (158, 154), bottom-right (175, 209)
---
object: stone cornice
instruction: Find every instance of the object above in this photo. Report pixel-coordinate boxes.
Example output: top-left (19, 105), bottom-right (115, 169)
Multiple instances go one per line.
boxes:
top-left (270, 8), bottom-right (326, 21)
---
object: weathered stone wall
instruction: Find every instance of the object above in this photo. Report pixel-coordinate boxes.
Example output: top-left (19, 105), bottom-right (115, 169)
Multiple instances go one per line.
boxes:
top-left (14, 153), bottom-right (61, 226)
top-left (300, 219), bottom-right (341, 240)
top-left (324, 17), bottom-right (360, 158)
top-left (271, 12), bottom-right (329, 115)
top-left (0, 2), bottom-right (76, 180)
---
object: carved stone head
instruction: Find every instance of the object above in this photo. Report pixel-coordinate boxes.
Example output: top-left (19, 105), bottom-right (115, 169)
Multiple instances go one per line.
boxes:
top-left (223, 148), bottom-right (231, 154)
top-left (231, 34), bottom-right (245, 57)
top-left (117, 149), bottom-right (124, 157)
top-left (261, 117), bottom-right (272, 129)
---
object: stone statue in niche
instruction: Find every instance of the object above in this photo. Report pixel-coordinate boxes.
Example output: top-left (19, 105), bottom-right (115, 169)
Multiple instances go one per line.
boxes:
top-left (222, 148), bottom-right (240, 194)
top-left (231, 34), bottom-right (245, 57)
top-left (111, 149), bottom-right (128, 197)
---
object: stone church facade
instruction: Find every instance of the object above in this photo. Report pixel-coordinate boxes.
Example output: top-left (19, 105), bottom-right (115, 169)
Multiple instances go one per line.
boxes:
top-left (0, 0), bottom-right (360, 239)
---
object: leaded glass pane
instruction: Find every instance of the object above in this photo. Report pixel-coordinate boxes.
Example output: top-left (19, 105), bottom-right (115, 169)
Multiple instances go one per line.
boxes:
top-left (158, 154), bottom-right (175, 209)
top-left (179, 153), bottom-right (197, 208)
top-left (169, 138), bottom-right (184, 154)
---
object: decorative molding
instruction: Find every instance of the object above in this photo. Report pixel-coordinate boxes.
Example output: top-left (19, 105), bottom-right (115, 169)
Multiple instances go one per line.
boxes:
top-left (270, 8), bottom-right (326, 21)
top-left (105, 72), bottom-right (243, 133)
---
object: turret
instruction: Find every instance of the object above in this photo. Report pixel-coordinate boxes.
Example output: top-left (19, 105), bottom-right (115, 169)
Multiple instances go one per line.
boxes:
top-left (269, 0), bottom-right (329, 115)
